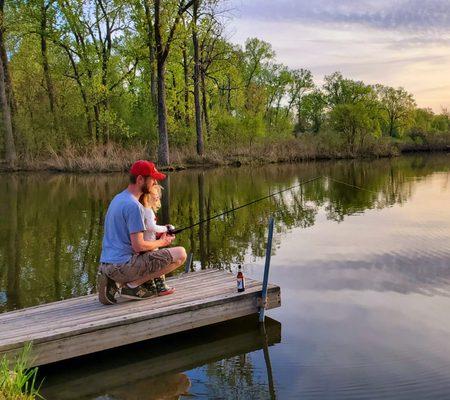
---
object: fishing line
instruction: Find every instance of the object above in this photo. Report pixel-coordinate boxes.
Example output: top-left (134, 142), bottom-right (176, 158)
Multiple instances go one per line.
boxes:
top-left (326, 177), bottom-right (380, 195)
top-left (172, 175), bottom-right (379, 234)
top-left (172, 175), bottom-right (324, 234)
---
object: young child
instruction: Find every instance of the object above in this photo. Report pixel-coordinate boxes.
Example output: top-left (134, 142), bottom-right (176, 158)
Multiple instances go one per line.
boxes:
top-left (139, 184), bottom-right (175, 296)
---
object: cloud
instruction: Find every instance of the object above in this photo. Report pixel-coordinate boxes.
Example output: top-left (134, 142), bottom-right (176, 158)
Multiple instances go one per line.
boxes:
top-left (386, 35), bottom-right (450, 50)
top-left (232, 0), bottom-right (450, 33)
top-left (227, 1), bottom-right (450, 112)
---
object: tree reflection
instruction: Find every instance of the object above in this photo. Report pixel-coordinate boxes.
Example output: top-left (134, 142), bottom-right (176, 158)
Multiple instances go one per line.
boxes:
top-left (6, 176), bottom-right (21, 310)
top-left (0, 154), bottom-right (449, 310)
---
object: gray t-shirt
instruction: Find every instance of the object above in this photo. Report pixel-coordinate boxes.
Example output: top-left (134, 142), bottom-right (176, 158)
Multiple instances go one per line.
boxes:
top-left (100, 189), bottom-right (146, 264)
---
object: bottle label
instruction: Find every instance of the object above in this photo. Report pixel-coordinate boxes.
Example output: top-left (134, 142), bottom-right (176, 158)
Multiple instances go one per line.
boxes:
top-left (237, 277), bottom-right (245, 291)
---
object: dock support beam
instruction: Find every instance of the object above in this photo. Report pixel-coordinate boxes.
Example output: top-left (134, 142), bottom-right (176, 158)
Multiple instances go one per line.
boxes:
top-left (185, 253), bottom-right (193, 273)
top-left (259, 216), bottom-right (274, 322)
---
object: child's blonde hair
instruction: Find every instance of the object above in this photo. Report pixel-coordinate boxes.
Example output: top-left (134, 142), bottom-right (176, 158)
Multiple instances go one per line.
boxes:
top-left (139, 184), bottom-right (163, 212)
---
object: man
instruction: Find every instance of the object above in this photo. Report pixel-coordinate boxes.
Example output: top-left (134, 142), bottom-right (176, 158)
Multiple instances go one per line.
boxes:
top-left (97, 160), bottom-right (187, 304)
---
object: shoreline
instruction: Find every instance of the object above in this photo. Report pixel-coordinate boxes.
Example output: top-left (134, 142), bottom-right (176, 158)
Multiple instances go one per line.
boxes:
top-left (1, 142), bottom-right (449, 174)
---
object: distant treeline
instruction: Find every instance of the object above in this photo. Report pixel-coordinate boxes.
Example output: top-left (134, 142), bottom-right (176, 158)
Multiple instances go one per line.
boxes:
top-left (0, 0), bottom-right (449, 168)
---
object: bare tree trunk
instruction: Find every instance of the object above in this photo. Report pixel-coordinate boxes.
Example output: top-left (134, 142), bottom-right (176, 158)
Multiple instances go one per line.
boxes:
top-left (0, 38), bottom-right (14, 113)
top-left (155, 0), bottom-right (169, 165)
top-left (170, 70), bottom-right (182, 121)
top-left (201, 69), bottom-right (210, 139)
top-left (389, 115), bottom-right (395, 137)
top-left (40, 1), bottom-right (56, 116)
top-left (143, 0), bottom-right (157, 107)
top-left (154, 0), bottom-right (194, 166)
top-left (182, 43), bottom-right (190, 127)
top-left (0, 0), bottom-right (17, 122)
top-left (192, 0), bottom-right (204, 155)
top-left (0, 1), bottom-right (17, 163)
top-left (0, 47), bottom-right (16, 166)
top-left (226, 75), bottom-right (232, 112)
top-left (102, 98), bottom-right (110, 143)
top-left (101, 51), bottom-right (110, 143)
top-left (157, 59), bottom-right (170, 165)
top-left (94, 103), bottom-right (101, 142)
top-left (65, 47), bottom-right (94, 140)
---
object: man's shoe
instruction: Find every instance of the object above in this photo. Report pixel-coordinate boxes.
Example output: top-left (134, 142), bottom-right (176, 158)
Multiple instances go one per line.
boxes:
top-left (120, 285), bottom-right (155, 300)
top-left (97, 271), bottom-right (117, 305)
top-left (154, 276), bottom-right (175, 296)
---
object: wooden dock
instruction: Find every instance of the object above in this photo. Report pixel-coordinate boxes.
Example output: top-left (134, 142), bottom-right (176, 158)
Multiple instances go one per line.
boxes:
top-left (40, 316), bottom-right (281, 400)
top-left (0, 269), bottom-right (281, 366)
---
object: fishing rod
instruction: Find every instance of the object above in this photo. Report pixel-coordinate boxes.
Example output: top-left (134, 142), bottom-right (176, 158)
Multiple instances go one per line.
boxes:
top-left (172, 175), bottom-right (324, 234)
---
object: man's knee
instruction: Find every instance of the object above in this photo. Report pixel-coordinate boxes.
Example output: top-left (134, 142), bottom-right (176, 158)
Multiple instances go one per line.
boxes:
top-left (170, 247), bottom-right (187, 263)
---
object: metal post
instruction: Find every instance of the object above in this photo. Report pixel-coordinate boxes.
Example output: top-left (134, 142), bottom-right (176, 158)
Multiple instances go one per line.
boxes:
top-left (185, 252), bottom-right (193, 273)
top-left (259, 216), bottom-right (274, 322)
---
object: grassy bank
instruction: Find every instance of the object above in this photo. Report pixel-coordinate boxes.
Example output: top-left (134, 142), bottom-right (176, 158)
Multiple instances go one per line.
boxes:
top-left (1, 133), bottom-right (449, 173)
top-left (0, 344), bottom-right (41, 400)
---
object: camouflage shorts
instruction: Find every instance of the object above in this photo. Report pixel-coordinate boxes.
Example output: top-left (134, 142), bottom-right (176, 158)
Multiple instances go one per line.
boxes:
top-left (99, 249), bottom-right (173, 284)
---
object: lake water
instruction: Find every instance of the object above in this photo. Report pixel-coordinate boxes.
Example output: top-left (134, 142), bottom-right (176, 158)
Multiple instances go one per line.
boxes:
top-left (1, 153), bottom-right (450, 399)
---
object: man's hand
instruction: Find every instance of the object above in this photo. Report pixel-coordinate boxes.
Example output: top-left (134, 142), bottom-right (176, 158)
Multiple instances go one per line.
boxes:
top-left (131, 231), bottom-right (174, 253)
top-left (159, 232), bottom-right (175, 247)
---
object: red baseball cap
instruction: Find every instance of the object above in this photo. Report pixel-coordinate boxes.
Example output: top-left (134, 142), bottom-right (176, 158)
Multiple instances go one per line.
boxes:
top-left (130, 160), bottom-right (166, 180)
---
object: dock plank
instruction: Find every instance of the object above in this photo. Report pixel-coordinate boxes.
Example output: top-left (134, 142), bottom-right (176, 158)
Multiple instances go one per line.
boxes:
top-left (0, 269), bottom-right (281, 366)
top-left (0, 272), bottom-right (235, 332)
top-left (1, 279), bottom-right (271, 342)
top-left (1, 269), bottom-right (220, 322)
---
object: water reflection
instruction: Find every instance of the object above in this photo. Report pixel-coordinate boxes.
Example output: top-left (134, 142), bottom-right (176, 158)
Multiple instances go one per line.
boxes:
top-left (0, 154), bottom-right (449, 311)
top-left (2, 154), bottom-right (450, 399)
top-left (40, 316), bottom-right (281, 400)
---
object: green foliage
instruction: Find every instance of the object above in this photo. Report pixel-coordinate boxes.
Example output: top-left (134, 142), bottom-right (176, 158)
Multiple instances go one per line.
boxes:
top-left (410, 108), bottom-right (450, 137)
top-left (330, 103), bottom-right (381, 154)
top-left (323, 72), bottom-right (373, 107)
top-left (376, 85), bottom-right (416, 137)
top-left (1, 1), bottom-right (449, 162)
top-left (297, 90), bottom-right (326, 134)
top-left (0, 343), bottom-right (42, 400)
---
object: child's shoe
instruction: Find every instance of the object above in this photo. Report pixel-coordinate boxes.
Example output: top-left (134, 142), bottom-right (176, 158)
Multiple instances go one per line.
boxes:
top-left (154, 275), bottom-right (175, 296)
top-left (142, 279), bottom-right (158, 295)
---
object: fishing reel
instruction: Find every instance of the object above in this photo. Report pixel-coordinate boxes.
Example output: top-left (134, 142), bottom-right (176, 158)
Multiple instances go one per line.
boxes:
top-left (166, 224), bottom-right (177, 236)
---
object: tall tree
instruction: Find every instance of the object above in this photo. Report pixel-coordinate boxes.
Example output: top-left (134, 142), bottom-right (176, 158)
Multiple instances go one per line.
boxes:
top-left (154, 0), bottom-right (193, 166)
top-left (142, 0), bottom-right (157, 107)
top-left (40, 0), bottom-right (56, 116)
top-left (376, 85), bottom-right (415, 137)
top-left (298, 90), bottom-right (326, 134)
top-left (0, 0), bottom-right (16, 166)
top-left (323, 72), bottom-right (372, 107)
top-left (286, 68), bottom-right (314, 124)
top-left (192, 0), bottom-right (203, 155)
top-left (181, 31), bottom-right (190, 127)
top-left (198, 12), bottom-right (223, 139)
top-left (243, 38), bottom-right (274, 89)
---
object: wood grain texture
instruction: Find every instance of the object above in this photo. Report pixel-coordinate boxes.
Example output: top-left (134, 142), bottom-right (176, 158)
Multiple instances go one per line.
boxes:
top-left (0, 269), bottom-right (281, 366)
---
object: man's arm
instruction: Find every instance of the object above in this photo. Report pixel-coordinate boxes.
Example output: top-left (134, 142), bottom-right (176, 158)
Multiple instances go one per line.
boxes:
top-left (130, 231), bottom-right (174, 253)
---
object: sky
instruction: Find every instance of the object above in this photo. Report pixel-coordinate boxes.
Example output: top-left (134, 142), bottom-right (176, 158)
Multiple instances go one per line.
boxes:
top-left (226, 0), bottom-right (450, 112)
